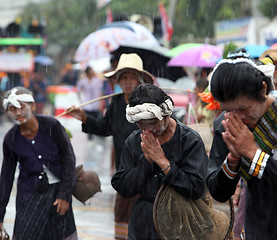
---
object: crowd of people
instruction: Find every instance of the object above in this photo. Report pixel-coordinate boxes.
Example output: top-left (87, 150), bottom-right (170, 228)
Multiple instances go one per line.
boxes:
top-left (0, 46), bottom-right (276, 240)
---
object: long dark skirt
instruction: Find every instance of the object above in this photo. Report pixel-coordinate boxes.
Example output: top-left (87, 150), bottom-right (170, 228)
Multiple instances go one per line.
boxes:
top-left (13, 183), bottom-right (77, 240)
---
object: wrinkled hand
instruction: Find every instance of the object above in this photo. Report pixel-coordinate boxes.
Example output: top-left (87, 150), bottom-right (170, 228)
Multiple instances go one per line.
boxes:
top-left (140, 130), bottom-right (167, 165)
top-left (53, 199), bottom-right (69, 215)
top-left (65, 106), bottom-right (87, 122)
top-left (222, 112), bottom-right (257, 160)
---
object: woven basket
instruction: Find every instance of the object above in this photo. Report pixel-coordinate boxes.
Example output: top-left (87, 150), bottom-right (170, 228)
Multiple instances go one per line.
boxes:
top-left (153, 184), bottom-right (234, 240)
top-left (73, 165), bottom-right (101, 204)
top-left (186, 102), bottom-right (213, 153)
top-left (187, 123), bottom-right (213, 153)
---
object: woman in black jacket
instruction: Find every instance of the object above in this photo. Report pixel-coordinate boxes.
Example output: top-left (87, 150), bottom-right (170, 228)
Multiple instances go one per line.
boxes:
top-left (67, 53), bottom-right (154, 239)
top-left (206, 57), bottom-right (277, 240)
top-left (112, 84), bottom-right (208, 239)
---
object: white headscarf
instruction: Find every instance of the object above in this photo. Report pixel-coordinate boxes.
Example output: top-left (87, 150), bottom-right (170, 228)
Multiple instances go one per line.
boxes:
top-left (126, 99), bottom-right (173, 123)
top-left (209, 58), bottom-right (275, 90)
top-left (3, 88), bottom-right (34, 110)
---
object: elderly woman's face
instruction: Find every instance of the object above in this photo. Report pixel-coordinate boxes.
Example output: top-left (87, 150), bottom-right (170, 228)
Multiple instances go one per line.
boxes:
top-left (136, 117), bottom-right (168, 137)
top-left (220, 95), bottom-right (267, 129)
top-left (7, 101), bottom-right (34, 125)
top-left (118, 72), bottom-right (140, 95)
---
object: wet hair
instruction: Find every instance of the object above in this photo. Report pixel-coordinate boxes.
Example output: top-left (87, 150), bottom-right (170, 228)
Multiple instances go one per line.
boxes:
top-left (85, 66), bottom-right (92, 75)
top-left (4, 86), bottom-right (33, 99)
top-left (128, 84), bottom-right (174, 107)
top-left (211, 62), bottom-right (274, 102)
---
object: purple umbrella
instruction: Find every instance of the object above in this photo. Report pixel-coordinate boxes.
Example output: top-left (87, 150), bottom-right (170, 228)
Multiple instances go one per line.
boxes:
top-left (167, 44), bottom-right (223, 68)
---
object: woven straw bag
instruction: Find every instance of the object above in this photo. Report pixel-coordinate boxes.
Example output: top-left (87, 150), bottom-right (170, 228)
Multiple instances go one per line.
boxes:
top-left (186, 102), bottom-right (213, 153)
top-left (73, 165), bottom-right (101, 204)
top-left (62, 129), bottom-right (102, 204)
top-left (153, 184), bottom-right (234, 240)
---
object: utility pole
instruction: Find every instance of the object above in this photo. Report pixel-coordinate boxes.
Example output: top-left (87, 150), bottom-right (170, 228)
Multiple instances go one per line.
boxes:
top-left (168, 0), bottom-right (177, 24)
top-left (252, 0), bottom-right (262, 44)
top-left (167, 0), bottom-right (177, 48)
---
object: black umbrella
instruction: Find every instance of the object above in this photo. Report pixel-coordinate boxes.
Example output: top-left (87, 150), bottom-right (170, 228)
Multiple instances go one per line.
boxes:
top-left (110, 42), bottom-right (187, 82)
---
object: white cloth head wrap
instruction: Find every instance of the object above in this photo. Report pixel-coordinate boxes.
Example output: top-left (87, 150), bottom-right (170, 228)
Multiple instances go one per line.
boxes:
top-left (3, 88), bottom-right (34, 110)
top-left (209, 58), bottom-right (275, 90)
top-left (126, 99), bottom-right (173, 123)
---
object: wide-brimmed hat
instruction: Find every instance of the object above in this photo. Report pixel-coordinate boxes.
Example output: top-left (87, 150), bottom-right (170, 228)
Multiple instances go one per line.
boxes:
top-left (104, 53), bottom-right (154, 84)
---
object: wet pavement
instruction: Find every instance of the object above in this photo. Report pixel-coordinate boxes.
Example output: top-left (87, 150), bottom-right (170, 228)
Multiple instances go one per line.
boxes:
top-left (0, 117), bottom-right (116, 240)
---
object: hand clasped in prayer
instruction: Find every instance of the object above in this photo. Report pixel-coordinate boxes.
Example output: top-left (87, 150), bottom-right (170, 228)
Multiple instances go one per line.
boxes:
top-left (140, 130), bottom-right (166, 165)
top-left (222, 111), bottom-right (257, 160)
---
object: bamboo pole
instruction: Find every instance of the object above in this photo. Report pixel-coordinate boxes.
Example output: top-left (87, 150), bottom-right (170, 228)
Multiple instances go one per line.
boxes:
top-left (55, 92), bottom-right (122, 118)
top-left (55, 87), bottom-right (195, 118)
top-left (161, 87), bottom-right (195, 94)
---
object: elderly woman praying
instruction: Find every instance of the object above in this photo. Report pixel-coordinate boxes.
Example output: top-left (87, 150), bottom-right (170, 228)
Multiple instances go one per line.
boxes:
top-left (112, 84), bottom-right (208, 239)
top-left (206, 57), bottom-right (277, 240)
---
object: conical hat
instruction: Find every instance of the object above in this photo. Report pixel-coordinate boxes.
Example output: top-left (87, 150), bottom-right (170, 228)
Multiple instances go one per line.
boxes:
top-left (153, 184), bottom-right (234, 240)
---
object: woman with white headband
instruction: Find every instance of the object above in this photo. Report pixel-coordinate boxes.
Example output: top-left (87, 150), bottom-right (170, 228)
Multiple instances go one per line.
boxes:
top-left (111, 84), bottom-right (208, 239)
top-left (0, 87), bottom-right (77, 240)
top-left (206, 58), bottom-right (277, 240)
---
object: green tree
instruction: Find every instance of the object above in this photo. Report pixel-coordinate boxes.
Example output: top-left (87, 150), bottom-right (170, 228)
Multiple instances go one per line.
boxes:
top-left (172, 0), bottom-right (248, 44)
top-left (18, 0), bottom-right (250, 51)
top-left (20, 0), bottom-right (97, 48)
top-left (258, 0), bottom-right (277, 19)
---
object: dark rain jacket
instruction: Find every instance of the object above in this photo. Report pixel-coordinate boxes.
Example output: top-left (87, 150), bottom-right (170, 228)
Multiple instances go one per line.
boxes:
top-left (112, 119), bottom-right (208, 239)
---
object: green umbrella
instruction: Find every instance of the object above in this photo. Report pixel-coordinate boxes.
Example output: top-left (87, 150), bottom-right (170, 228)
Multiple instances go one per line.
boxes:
top-left (166, 43), bottom-right (203, 57)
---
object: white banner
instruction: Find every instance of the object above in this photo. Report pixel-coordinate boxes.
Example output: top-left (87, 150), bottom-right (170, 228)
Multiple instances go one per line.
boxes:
top-left (0, 53), bottom-right (34, 72)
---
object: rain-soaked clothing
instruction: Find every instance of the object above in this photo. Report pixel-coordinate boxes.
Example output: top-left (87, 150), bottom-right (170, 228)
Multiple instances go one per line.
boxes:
top-left (81, 93), bottom-right (138, 238)
top-left (206, 107), bottom-right (277, 240)
top-left (0, 115), bottom-right (77, 239)
top-left (112, 119), bottom-right (208, 239)
top-left (14, 183), bottom-right (77, 240)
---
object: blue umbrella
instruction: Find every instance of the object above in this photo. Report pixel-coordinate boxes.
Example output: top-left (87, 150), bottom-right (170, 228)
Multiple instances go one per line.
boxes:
top-left (244, 44), bottom-right (270, 59)
top-left (35, 55), bottom-right (54, 66)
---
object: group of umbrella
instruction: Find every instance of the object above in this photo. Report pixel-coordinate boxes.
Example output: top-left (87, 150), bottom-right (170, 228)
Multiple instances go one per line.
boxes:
top-left (74, 20), bottom-right (275, 82)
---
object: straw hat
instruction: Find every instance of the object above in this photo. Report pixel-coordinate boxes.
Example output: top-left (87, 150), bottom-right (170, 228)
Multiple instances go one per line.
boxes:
top-left (104, 53), bottom-right (154, 84)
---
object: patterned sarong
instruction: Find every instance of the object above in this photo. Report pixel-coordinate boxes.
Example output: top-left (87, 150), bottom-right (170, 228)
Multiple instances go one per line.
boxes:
top-left (114, 193), bottom-right (138, 239)
top-left (13, 183), bottom-right (77, 240)
top-left (240, 98), bottom-right (277, 180)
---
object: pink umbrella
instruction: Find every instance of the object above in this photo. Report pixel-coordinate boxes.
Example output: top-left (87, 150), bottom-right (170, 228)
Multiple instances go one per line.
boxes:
top-left (167, 44), bottom-right (223, 68)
